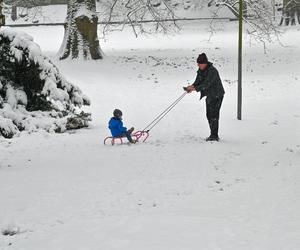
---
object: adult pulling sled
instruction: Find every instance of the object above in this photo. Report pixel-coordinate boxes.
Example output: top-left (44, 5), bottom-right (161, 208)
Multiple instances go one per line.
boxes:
top-left (104, 91), bottom-right (187, 145)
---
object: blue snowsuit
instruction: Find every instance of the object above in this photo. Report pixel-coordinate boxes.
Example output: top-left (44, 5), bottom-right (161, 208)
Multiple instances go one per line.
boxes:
top-left (108, 117), bottom-right (134, 142)
top-left (108, 117), bottom-right (127, 137)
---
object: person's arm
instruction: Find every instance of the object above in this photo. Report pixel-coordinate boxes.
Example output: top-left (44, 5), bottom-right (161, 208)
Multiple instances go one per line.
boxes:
top-left (192, 74), bottom-right (202, 92)
top-left (108, 119), bottom-right (113, 130)
top-left (118, 121), bottom-right (127, 133)
top-left (184, 74), bottom-right (199, 93)
top-left (195, 68), bottom-right (218, 92)
top-left (185, 69), bottom-right (215, 93)
top-left (187, 72), bottom-right (206, 93)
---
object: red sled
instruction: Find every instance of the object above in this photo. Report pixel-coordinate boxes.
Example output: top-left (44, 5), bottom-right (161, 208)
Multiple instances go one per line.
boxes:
top-left (104, 130), bottom-right (149, 145)
top-left (104, 92), bottom-right (187, 146)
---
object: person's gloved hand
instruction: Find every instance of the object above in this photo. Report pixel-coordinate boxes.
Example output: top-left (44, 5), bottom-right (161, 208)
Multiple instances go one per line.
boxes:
top-left (183, 85), bottom-right (195, 93)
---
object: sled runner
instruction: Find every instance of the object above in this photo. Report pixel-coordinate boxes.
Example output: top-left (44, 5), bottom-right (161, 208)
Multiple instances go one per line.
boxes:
top-left (104, 91), bottom-right (187, 145)
top-left (104, 130), bottom-right (149, 145)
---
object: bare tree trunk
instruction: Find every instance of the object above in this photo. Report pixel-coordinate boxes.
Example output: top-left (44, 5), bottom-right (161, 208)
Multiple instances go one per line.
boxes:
top-left (0, 0), bottom-right (5, 27)
top-left (58, 0), bottom-right (103, 60)
top-left (11, 5), bottom-right (17, 21)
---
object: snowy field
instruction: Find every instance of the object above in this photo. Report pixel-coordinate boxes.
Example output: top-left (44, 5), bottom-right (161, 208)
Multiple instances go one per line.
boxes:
top-left (0, 21), bottom-right (300, 250)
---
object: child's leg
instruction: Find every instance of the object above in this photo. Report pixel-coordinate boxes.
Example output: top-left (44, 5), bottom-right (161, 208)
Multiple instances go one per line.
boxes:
top-left (125, 131), bottom-right (134, 143)
top-left (117, 128), bottom-right (135, 143)
top-left (128, 127), bottom-right (134, 134)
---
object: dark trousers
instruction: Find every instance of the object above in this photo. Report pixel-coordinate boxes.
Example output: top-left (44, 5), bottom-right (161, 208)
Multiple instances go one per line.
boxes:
top-left (206, 96), bottom-right (224, 137)
top-left (122, 131), bottom-right (134, 143)
top-left (119, 127), bottom-right (134, 142)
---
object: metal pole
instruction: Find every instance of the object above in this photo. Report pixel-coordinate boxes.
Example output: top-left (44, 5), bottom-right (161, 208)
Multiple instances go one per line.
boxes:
top-left (272, 0), bottom-right (276, 21)
top-left (237, 0), bottom-right (243, 120)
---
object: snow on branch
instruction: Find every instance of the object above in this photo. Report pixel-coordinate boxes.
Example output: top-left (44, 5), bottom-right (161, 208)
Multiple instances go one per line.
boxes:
top-left (101, 0), bottom-right (179, 37)
top-left (0, 27), bottom-right (91, 138)
top-left (213, 0), bottom-right (282, 43)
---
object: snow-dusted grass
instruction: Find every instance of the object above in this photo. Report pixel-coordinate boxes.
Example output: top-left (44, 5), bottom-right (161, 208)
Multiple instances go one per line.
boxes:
top-left (0, 21), bottom-right (299, 250)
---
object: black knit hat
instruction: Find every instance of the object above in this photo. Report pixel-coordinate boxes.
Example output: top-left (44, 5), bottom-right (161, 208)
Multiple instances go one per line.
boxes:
top-left (113, 109), bottom-right (122, 118)
top-left (197, 53), bottom-right (208, 64)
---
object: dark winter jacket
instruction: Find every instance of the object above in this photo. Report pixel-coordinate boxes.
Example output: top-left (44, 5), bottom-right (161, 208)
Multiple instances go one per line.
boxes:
top-left (108, 117), bottom-right (127, 137)
top-left (193, 62), bottom-right (225, 99)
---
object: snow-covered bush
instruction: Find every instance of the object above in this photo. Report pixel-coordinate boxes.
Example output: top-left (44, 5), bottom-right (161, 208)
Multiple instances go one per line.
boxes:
top-left (1, 223), bottom-right (20, 236)
top-left (0, 27), bottom-right (91, 138)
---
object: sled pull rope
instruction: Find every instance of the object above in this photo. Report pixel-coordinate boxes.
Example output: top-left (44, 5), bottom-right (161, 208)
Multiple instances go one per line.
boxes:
top-left (142, 92), bottom-right (187, 132)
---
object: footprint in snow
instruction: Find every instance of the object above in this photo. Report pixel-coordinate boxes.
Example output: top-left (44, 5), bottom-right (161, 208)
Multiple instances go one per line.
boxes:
top-left (148, 140), bottom-right (164, 147)
top-left (269, 120), bottom-right (278, 125)
top-left (208, 181), bottom-right (225, 192)
top-left (214, 165), bottom-right (220, 171)
top-left (210, 178), bottom-right (246, 192)
top-left (178, 135), bottom-right (203, 144)
top-left (228, 152), bottom-right (241, 157)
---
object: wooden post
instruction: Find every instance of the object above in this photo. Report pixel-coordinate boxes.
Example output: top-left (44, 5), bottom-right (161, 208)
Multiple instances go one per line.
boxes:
top-left (237, 0), bottom-right (243, 120)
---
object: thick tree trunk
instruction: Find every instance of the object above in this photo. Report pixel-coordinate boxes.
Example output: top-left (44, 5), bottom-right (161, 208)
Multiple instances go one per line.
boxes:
top-left (11, 5), bottom-right (17, 21)
top-left (280, 0), bottom-right (300, 25)
top-left (58, 0), bottom-right (103, 60)
top-left (0, 0), bottom-right (5, 27)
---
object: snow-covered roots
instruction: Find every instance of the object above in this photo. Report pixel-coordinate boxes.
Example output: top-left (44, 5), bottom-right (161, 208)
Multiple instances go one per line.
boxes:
top-left (0, 28), bottom-right (91, 138)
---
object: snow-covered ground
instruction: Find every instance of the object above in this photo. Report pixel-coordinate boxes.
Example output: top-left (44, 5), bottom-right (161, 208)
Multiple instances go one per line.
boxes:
top-left (0, 21), bottom-right (300, 250)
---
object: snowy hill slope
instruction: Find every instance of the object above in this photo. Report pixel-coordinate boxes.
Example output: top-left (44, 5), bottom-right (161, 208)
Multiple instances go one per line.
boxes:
top-left (0, 21), bottom-right (299, 249)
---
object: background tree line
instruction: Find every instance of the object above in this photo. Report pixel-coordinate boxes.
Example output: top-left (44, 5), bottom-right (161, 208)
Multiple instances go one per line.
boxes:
top-left (1, 0), bottom-right (299, 61)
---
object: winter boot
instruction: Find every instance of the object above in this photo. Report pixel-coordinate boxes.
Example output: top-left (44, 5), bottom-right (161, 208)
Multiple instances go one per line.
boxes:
top-left (207, 119), bottom-right (220, 141)
top-left (206, 135), bottom-right (220, 141)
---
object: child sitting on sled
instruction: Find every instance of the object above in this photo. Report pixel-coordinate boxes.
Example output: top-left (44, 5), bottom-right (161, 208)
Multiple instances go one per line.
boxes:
top-left (108, 109), bottom-right (136, 144)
